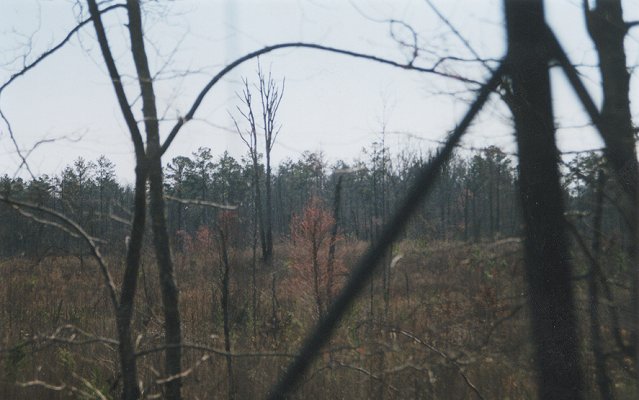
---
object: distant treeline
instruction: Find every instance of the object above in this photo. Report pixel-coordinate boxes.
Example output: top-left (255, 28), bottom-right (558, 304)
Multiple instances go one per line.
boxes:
top-left (0, 144), bottom-right (622, 258)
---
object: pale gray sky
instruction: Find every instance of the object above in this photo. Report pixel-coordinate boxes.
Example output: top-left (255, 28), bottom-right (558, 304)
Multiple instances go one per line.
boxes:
top-left (1, 0), bottom-right (638, 181)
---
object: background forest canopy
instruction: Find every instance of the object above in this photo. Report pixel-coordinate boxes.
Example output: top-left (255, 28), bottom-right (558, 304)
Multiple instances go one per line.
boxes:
top-left (0, 143), bottom-right (510, 255)
top-left (0, 142), bottom-right (622, 257)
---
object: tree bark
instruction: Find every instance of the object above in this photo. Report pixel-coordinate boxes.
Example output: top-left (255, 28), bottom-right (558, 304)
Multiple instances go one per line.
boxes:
top-left (585, 0), bottom-right (639, 372)
top-left (87, 1), bottom-right (148, 397)
top-left (589, 170), bottom-right (614, 400)
top-left (126, 1), bottom-right (183, 398)
top-left (116, 164), bottom-right (148, 400)
top-left (505, 0), bottom-right (584, 398)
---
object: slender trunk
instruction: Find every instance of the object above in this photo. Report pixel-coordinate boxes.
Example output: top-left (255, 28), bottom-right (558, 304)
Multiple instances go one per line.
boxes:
top-left (495, 165), bottom-right (501, 234)
top-left (589, 170), bottom-right (614, 400)
top-left (488, 163), bottom-right (494, 238)
top-left (218, 229), bottom-right (235, 400)
top-left (312, 234), bottom-right (323, 318)
top-left (326, 176), bottom-right (342, 308)
top-left (148, 162), bottom-right (183, 399)
top-left (472, 187), bottom-right (479, 242)
top-left (116, 163), bottom-right (148, 400)
top-left (127, 2), bottom-right (182, 397)
top-left (265, 154), bottom-right (273, 262)
top-left (464, 185), bottom-right (469, 241)
top-left (505, 1), bottom-right (583, 398)
top-left (252, 190), bottom-right (258, 340)
top-left (271, 272), bottom-right (278, 339)
top-left (253, 159), bottom-right (267, 263)
top-left (87, 1), bottom-right (148, 398)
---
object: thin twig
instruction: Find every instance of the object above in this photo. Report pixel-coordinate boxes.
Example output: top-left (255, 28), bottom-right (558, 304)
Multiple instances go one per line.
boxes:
top-left (392, 328), bottom-right (486, 400)
top-left (0, 4), bottom-right (126, 96)
top-left (135, 342), bottom-right (295, 359)
top-left (165, 195), bottom-right (237, 210)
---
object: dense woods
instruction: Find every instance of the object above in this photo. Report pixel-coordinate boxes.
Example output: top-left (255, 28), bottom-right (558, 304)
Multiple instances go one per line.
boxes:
top-left (1, 145), bottom-right (636, 398)
top-left (0, 145), bottom-right (523, 258)
top-left (2, 144), bottom-right (629, 261)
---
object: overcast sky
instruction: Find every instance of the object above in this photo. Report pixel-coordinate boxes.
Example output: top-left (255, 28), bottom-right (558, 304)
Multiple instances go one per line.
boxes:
top-left (1, 0), bottom-right (638, 182)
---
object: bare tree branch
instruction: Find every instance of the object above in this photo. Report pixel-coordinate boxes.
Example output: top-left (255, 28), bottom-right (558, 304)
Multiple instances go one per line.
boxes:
top-left (165, 194), bottom-right (237, 210)
top-left (425, 0), bottom-right (492, 73)
top-left (0, 3), bottom-right (126, 97)
top-left (0, 109), bottom-right (36, 179)
top-left (135, 342), bottom-right (295, 359)
top-left (161, 42), bottom-right (483, 155)
top-left (87, 0), bottom-right (145, 159)
top-left (392, 328), bottom-right (485, 400)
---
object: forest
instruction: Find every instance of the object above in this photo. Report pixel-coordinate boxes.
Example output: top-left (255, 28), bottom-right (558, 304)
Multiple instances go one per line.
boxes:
top-left (1, 0), bottom-right (638, 399)
top-left (0, 145), bottom-right (634, 398)
top-left (0, 145), bottom-right (524, 258)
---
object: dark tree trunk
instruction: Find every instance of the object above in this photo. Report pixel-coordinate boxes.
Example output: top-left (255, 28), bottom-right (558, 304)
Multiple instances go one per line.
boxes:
top-left (505, 0), bottom-right (584, 398)
top-left (127, 2), bottom-right (183, 398)
top-left (254, 164), bottom-right (267, 263)
top-left (116, 164), bottom-right (148, 400)
top-left (586, 0), bottom-right (639, 371)
top-left (326, 176), bottom-right (343, 308)
top-left (265, 156), bottom-right (273, 263)
top-left (217, 227), bottom-right (235, 400)
top-left (87, 1), bottom-right (148, 398)
top-left (148, 161), bottom-right (183, 400)
top-left (589, 170), bottom-right (614, 400)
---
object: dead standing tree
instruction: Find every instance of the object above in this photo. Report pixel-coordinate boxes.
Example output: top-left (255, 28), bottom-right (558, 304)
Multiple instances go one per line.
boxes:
top-left (258, 64), bottom-right (285, 264)
top-left (233, 81), bottom-right (267, 267)
top-left (233, 63), bottom-right (284, 264)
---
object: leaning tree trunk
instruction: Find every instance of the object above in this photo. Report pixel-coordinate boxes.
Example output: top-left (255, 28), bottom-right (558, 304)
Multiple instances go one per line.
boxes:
top-left (126, 1), bottom-right (183, 398)
top-left (505, 0), bottom-right (584, 399)
top-left (87, 1), bottom-right (148, 398)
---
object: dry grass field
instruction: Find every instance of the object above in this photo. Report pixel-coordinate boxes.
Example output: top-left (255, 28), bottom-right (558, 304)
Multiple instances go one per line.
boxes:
top-left (1, 238), bottom-right (635, 399)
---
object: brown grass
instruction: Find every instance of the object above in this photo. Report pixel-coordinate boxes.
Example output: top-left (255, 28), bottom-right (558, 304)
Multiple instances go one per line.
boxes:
top-left (1, 237), bottom-right (632, 399)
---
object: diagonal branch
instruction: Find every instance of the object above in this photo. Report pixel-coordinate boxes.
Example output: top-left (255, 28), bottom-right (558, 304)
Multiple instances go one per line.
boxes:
top-left (391, 328), bottom-right (486, 400)
top-left (86, 0), bottom-right (145, 159)
top-left (0, 109), bottom-right (36, 179)
top-left (545, 28), bottom-right (602, 131)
